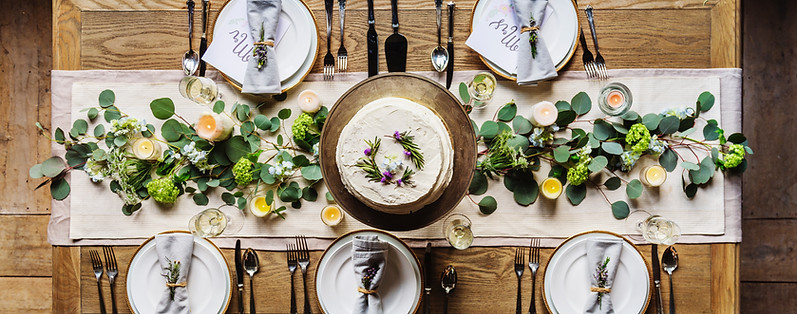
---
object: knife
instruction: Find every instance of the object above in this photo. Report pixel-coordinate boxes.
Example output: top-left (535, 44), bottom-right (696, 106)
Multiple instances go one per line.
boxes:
top-left (424, 243), bottom-right (432, 314)
top-left (384, 0), bottom-right (407, 72)
top-left (652, 244), bottom-right (663, 314)
top-left (198, 0), bottom-right (209, 76)
top-left (366, 0), bottom-right (378, 77)
top-left (235, 239), bottom-right (244, 314)
top-left (445, 2), bottom-right (455, 89)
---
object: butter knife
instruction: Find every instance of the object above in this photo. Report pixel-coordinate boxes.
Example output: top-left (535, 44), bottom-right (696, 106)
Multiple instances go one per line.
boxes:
top-left (652, 244), bottom-right (663, 314)
top-left (424, 243), bottom-right (432, 314)
top-left (445, 2), bottom-right (455, 89)
top-left (198, 0), bottom-right (209, 76)
top-left (235, 240), bottom-right (244, 314)
top-left (366, 0), bottom-right (378, 77)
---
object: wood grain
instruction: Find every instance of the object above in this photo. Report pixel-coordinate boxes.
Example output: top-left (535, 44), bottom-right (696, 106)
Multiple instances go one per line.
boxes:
top-left (0, 215), bottom-right (52, 276)
top-left (711, 243), bottom-right (740, 313)
top-left (740, 220), bottom-right (797, 282)
top-left (54, 0), bottom-right (82, 70)
top-left (741, 282), bottom-right (797, 313)
top-left (53, 247), bottom-right (81, 313)
top-left (0, 277), bottom-right (53, 312)
top-left (710, 0), bottom-right (740, 68)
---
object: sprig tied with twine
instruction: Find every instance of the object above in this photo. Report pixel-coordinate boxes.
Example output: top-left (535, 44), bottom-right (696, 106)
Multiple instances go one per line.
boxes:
top-left (161, 257), bottom-right (182, 301)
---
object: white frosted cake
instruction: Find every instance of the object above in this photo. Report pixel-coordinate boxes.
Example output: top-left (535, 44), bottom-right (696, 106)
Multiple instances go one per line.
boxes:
top-left (336, 97), bottom-right (454, 214)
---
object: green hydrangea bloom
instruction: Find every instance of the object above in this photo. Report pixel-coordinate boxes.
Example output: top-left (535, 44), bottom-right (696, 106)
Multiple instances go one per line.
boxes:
top-left (232, 157), bottom-right (254, 186)
top-left (626, 123), bottom-right (652, 153)
top-left (567, 162), bottom-right (589, 186)
top-left (723, 144), bottom-right (745, 168)
top-left (291, 113), bottom-right (315, 141)
top-left (146, 178), bottom-right (180, 204)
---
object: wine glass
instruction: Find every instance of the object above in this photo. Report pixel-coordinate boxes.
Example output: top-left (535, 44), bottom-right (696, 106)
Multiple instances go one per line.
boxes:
top-left (467, 72), bottom-right (496, 109)
top-left (626, 210), bottom-right (681, 245)
top-left (188, 205), bottom-right (244, 237)
top-left (179, 76), bottom-right (219, 105)
top-left (442, 213), bottom-right (473, 250)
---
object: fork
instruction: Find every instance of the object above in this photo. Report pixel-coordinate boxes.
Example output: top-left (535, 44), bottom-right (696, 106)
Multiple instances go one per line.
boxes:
top-left (287, 244), bottom-right (298, 314)
top-left (89, 249), bottom-right (108, 314)
top-left (336, 0), bottom-right (348, 72)
top-left (323, 0), bottom-right (335, 80)
top-left (585, 5), bottom-right (607, 79)
top-left (103, 246), bottom-right (119, 314)
top-left (578, 27), bottom-right (597, 78)
top-left (514, 248), bottom-right (525, 314)
top-left (297, 236), bottom-right (311, 314)
top-left (527, 239), bottom-right (540, 314)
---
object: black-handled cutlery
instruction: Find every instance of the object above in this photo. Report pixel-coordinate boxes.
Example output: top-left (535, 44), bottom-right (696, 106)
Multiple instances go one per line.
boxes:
top-left (445, 2), bottom-right (455, 88)
top-left (385, 0), bottom-right (407, 72)
top-left (366, 0), bottom-right (379, 77)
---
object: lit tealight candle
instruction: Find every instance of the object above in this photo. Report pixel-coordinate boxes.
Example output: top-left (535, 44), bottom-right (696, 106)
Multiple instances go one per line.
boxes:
top-left (321, 205), bottom-right (344, 226)
top-left (195, 112), bottom-right (233, 142)
top-left (530, 101), bottom-right (558, 127)
top-left (297, 90), bottom-right (322, 113)
top-left (132, 137), bottom-right (160, 160)
top-left (540, 177), bottom-right (563, 199)
top-left (606, 90), bottom-right (625, 108)
top-left (640, 165), bottom-right (667, 187)
top-left (249, 196), bottom-right (272, 217)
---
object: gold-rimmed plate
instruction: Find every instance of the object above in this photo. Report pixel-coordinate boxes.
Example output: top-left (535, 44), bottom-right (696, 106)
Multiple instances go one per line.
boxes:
top-left (319, 73), bottom-right (477, 231)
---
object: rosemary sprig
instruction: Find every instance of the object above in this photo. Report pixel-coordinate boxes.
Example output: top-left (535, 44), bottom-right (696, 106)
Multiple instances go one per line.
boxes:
top-left (253, 27), bottom-right (268, 69)
top-left (161, 257), bottom-right (181, 301)
top-left (392, 131), bottom-right (425, 169)
top-left (594, 257), bottom-right (610, 309)
top-left (528, 17), bottom-right (539, 59)
top-left (356, 137), bottom-right (384, 182)
top-left (399, 168), bottom-right (414, 186)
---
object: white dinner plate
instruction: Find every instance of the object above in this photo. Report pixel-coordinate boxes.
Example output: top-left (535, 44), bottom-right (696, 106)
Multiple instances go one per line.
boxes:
top-left (126, 231), bottom-right (232, 314)
top-left (470, 0), bottom-right (578, 79)
top-left (213, 0), bottom-right (318, 92)
top-left (543, 231), bottom-right (651, 314)
top-left (315, 230), bottom-right (422, 314)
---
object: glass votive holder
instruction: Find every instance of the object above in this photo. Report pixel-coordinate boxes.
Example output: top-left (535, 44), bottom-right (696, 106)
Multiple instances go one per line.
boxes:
top-left (640, 165), bottom-right (667, 187)
top-left (598, 82), bottom-right (632, 116)
top-left (321, 205), bottom-right (344, 226)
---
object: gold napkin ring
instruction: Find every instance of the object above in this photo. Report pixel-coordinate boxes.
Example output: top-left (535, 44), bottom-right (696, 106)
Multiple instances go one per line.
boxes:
top-left (357, 287), bottom-right (378, 294)
top-left (254, 41), bottom-right (275, 47)
top-left (166, 282), bottom-right (187, 288)
top-left (590, 286), bottom-right (611, 293)
top-left (520, 26), bottom-right (540, 34)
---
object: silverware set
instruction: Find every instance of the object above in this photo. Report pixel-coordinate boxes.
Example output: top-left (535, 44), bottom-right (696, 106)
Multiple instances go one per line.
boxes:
top-left (235, 240), bottom-right (261, 313)
top-left (287, 235), bottom-right (312, 314)
top-left (89, 247), bottom-right (118, 314)
top-left (512, 239), bottom-right (542, 314)
top-left (582, 5), bottom-right (607, 79)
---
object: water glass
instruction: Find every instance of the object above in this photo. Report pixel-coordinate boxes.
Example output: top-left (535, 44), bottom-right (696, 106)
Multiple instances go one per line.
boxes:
top-left (442, 213), bottom-right (473, 250)
top-left (179, 76), bottom-right (219, 105)
top-left (189, 205), bottom-right (244, 237)
top-left (627, 210), bottom-right (681, 245)
top-left (467, 72), bottom-right (496, 108)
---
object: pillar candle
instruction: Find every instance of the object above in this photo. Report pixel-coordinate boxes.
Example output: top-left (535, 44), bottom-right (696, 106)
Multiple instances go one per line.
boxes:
top-left (530, 101), bottom-right (558, 127)
top-left (195, 112), bottom-right (233, 142)
top-left (132, 137), bottom-right (160, 160)
top-left (297, 90), bottom-right (322, 113)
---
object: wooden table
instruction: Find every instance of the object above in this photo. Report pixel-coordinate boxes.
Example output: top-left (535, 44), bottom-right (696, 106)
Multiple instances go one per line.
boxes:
top-left (52, 0), bottom-right (740, 312)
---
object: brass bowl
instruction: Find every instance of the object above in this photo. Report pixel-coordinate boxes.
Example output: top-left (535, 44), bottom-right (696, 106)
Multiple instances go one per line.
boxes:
top-left (319, 73), bottom-right (477, 231)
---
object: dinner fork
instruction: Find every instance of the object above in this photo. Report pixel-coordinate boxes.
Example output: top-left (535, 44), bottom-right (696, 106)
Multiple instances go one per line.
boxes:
top-left (287, 244), bottom-right (298, 314)
top-left (585, 5), bottom-right (607, 79)
top-left (323, 0), bottom-right (335, 80)
top-left (103, 246), bottom-right (119, 314)
top-left (297, 235), bottom-right (311, 314)
top-left (578, 27), bottom-right (597, 78)
top-left (89, 249), bottom-right (108, 314)
top-left (514, 248), bottom-right (525, 314)
top-left (527, 239), bottom-right (540, 314)
top-left (336, 0), bottom-right (348, 72)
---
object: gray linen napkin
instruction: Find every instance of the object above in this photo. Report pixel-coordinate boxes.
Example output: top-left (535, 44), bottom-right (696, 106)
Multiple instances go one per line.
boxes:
top-left (154, 233), bottom-right (195, 314)
top-left (583, 238), bottom-right (623, 314)
top-left (242, 0), bottom-right (282, 94)
top-left (352, 235), bottom-right (389, 314)
top-left (511, 0), bottom-right (557, 85)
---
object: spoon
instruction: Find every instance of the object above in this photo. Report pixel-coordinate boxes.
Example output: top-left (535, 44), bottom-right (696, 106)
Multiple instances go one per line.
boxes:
top-left (182, 0), bottom-right (200, 76)
top-left (662, 246), bottom-right (678, 314)
top-left (440, 265), bottom-right (457, 314)
top-left (431, 0), bottom-right (449, 72)
top-left (244, 248), bottom-right (260, 314)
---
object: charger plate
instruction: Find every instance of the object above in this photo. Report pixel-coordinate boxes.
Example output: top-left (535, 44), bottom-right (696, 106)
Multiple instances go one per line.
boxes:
top-left (315, 230), bottom-right (422, 314)
top-left (319, 73), bottom-right (477, 231)
top-left (542, 230), bottom-right (652, 314)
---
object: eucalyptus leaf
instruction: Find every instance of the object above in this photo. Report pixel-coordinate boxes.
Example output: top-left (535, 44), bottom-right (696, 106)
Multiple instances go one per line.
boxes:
top-left (161, 119), bottom-right (184, 142)
top-left (224, 136), bottom-right (251, 162)
top-left (293, 155), bottom-right (310, 167)
top-left (192, 193), bottom-right (209, 205)
top-left (684, 182), bottom-right (698, 198)
top-left (497, 102), bottom-right (517, 122)
top-left (480, 121), bottom-right (500, 140)
top-left (626, 179), bottom-right (643, 199)
top-left (565, 184), bottom-right (587, 206)
top-left (113, 135), bottom-right (128, 147)
top-left (611, 201), bottom-right (630, 219)
top-left (122, 203), bottom-right (142, 216)
top-left (29, 164), bottom-right (43, 179)
top-left (513, 179), bottom-right (539, 206)
top-left (87, 108), bottom-right (99, 121)
top-left (236, 104), bottom-right (251, 121)
top-left (682, 162), bottom-right (700, 171)
top-left (471, 119), bottom-right (479, 137)
top-left (554, 100), bottom-right (571, 111)
top-left (302, 187), bottom-right (318, 201)
top-left (50, 177), bottom-right (71, 200)
top-left (278, 108), bottom-right (292, 120)
top-left (604, 177), bottom-right (621, 190)
top-left (512, 116), bottom-right (533, 135)
top-left (703, 120), bottom-right (720, 141)
top-left (612, 123), bottom-right (628, 134)
top-left (260, 166), bottom-right (276, 184)
top-left (213, 101), bottom-right (225, 114)
top-left (301, 165), bottom-right (323, 180)
top-left (658, 116), bottom-right (680, 135)
top-left (254, 114), bottom-right (272, 130)
top-left (601, 142), bottom-right (624, 155)
top-left (72, 119), bottom-right (88, 135)
top-left (238, 197), bottom-right (247, 210)
top-left (571, 92), bottom-right (592, 115)
top-left (642, 113), bottom-right (662, 130)
top-left (207, 179), bottom-right (220, 187)
top-left (469, 171), bottom-right (488, 195)
top-left (270, 117), bottom-right (281, 132)
top-left (553, 146), bottom-right (571, 163)
top-left (277, 134), bottom-right (284, 146)
top-left (478, 196), bottom-right (497, 215)
top-left (93, 124), bottom-right (105, 137)
top-left (98, 89), bottom-right (115, 108)
top-left (222, 192), bottom-right (236, 205)
top-left (697, 91), bottom-right (715, 112)
top-left (679, 127), bottom-right (696, 137)
top-left (621, 111), bottom-right (640, 121)
top-left (150, 98), bottom-right (175, 120)
top-left (588, 156), bottom-right (608, 173)
top-left (507, 134), bottom-right (530, 151)
top-left (42, 156), bottom-right (66, 178)
top-left (326, 191), bottom-right (334, 202)
top-left (104, 105), bottom-right (122, 123)
top-left (55, 128), bottom-right (65, 144)
top-left (592, 120), bottom-right (615, 141)
top-left (555, 110), bottom-right (576, 126)
top-left (728, 133), bottom-right (747, 144)
top-left (679, 117), bottom-right (695, 132)
top-left (459, 82), bottom-right (470, 104)
top-left (659, 149), bottom-right (677, 172)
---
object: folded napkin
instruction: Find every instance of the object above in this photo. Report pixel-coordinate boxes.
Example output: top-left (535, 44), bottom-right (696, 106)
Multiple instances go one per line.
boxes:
top-left (583, 238), bottom-right (623, 314)
top-left (155, 233), bottom-right (195, 314)
top-left (352, 235), bottom-right (389, 314)
top-left (242, 0), bottom-right (282, 94)
top-left (511, 0), bottom-right (557, 85)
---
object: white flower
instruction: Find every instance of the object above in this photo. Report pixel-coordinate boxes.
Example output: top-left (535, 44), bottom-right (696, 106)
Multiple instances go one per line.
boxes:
top-left (282, 161), bottom-right (294, 169)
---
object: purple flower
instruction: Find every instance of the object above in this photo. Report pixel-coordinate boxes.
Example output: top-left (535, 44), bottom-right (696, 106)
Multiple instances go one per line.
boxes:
top-left (393, 131), bottom-right (401, 140)
top-left (382, 171), bottom-right (392, 179)
top-left (404, 150), bottom-right (411, 156)
top-left (397, 179), bottom-right (403, 186)
top-left (380, 176), bottom-right (386, 183)
top-left (364, 148), bottom-right (372, 155)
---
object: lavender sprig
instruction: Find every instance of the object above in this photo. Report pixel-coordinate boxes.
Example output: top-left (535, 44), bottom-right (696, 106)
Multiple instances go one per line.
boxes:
top-left (594, 257), bottom-right (610, 309)
top-left (528, 17), bottom-right (539, 59)
top-left (253, 27), bottom-right (268, 69)
top-left (361, 265), bottom-right (380, 290)
top-left (161, 257), bottom-right (181, 301)
top-left (391, 131), bottom-right (425, 169)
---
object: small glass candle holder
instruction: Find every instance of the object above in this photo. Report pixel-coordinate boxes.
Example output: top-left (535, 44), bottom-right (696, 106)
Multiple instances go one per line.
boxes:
top-left (249, 195), bottom-right (272, 217)
top-left (131, 137), bottom-right (160, 160)
top-left (640, 165), bottom-right (667, 187)
top-left (598, 82), bottom-right (632, 116)
top-left (320, 205), bottom-right (344, 226)
top-left (540, 177), bottom-right (563, 199)
top-left (179, 76), bottom-right (219, 105)
top-left (467, 72), bottom-right (497, 109)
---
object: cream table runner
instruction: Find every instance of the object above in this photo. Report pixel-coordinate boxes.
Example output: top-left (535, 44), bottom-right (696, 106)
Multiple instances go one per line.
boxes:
top-left (49, 69), bottom-right (742, 249)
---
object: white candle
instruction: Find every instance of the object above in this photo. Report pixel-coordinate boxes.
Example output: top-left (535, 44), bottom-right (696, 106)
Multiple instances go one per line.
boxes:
top-left (249, 195), bottom-right (272, 217)
top-left (530, 101), bottom-right (558, 127)
top-left (132, 137), bottom-right (160, 160)
top-left (606, 90), bottom-right (625, 108)
top-left (540, 178), bottom-right (563, 199)
top-left (195, 112), bottom-right (233, 142)
top-left (321, 205), bottom-right (344, 226)
top-left (297, 90), bottom-right (322, 113)
top-left (640, 165), bottom-right (667, 187)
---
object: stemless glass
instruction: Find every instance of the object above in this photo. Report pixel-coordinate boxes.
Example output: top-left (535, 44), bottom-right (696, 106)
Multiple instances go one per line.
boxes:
top-left (442, 213), bottom-right (473, 250)
top-left (626, 210), bottom-right (681, 245)
top-left (189, 205), bottom-right (244, 237)
top-left (467, 72), bottom-right (496, 108)
top-left (179, 76), bottom-right (219, 105)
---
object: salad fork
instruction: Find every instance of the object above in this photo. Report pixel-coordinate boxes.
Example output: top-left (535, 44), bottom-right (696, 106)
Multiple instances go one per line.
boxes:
top-left (337, 0), bottom-right (348, 72)
top-left (287, 244), bottom-right (298, 314)
top-left (578, 27), bottom-right (597, 78)
top-left (89, 249), bottom-right (107, 314)
top-left (297, 236), bottom-right (311, 314)
top-left (103, 246), bottom-right (119, 314)
top-left (323, 0), bottom-right (335, 80)
top-left (528, 239), bottom-right (540, 314)
top-left (514, 248), bottom-right (525, 314)
top-left (585, 6), bottom-right (607, 79)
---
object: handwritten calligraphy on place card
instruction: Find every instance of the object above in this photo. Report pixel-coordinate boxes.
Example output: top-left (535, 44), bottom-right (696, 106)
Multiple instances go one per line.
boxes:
top-left (203, 0), bottom-right (290, 83)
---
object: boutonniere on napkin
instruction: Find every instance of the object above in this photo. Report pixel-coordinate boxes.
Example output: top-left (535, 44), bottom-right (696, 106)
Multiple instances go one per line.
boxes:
top-left (584, 238), bottom-right (622, 314)
top-left (155, 233), bottom-right (195, 314)
top-left (352, 235), bottom-right (389, 314)
top-left (511, 0), bottom-right (557, 85)
top-left (242, 0), bottom-right (282, 94)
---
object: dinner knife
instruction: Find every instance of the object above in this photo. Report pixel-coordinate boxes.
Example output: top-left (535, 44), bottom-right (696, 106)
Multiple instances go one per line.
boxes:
top-left (445, 2), bottom-right (455, 89)
top-left (424, 243), bottom-right (432, 314)
top-left (198, 0), bottom-right (209, 76)
top-left (235, 239), bottom-right (244, 314)
top-left (366, 0), bottom-right (378, 77)
top-left (652, 244), bottom-right (663, 314)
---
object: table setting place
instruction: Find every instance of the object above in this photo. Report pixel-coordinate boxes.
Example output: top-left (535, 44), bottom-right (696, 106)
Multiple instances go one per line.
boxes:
top-left (42, 0), bottom-right (745, 312)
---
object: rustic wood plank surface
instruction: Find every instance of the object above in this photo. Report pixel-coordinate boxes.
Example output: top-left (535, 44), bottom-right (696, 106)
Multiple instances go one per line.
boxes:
top-left (0, 277), bottom-right (53, 312)
top-left (49, 0), bottom-right (741, 312)
top-left (0, 215), bottom-right (52, 276)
